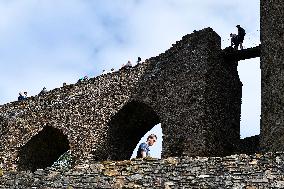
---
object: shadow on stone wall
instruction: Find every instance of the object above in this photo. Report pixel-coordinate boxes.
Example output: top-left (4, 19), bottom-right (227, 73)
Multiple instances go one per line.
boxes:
top-left (106, 101), bottom-right (160, 160)
top-left (18, 126), bottom-right (70, 171)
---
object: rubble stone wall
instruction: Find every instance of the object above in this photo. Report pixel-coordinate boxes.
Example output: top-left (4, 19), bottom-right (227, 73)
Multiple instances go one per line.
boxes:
top-left (239, 135), bottom-right (260, 155)
top-left (1, 152), bottom-right (284, 188)
top-left (0, 28), bottom-right (242, 171)
top-left (260, 0), bottom-right (284, 151)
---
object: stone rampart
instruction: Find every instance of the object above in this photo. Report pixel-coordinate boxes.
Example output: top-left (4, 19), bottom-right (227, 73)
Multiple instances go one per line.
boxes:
top-left (0, 28), bottom-right (242, 172)
top-left (1, 152), bottom-right (284, 188)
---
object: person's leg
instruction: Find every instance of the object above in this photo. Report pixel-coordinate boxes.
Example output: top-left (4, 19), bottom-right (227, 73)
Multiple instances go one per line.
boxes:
top-left (239, 36), bottom-right (244, 50)
top-left (234, 41), bottom-right (239, 50)
top-left (235, 43), bottom-right (239, 50)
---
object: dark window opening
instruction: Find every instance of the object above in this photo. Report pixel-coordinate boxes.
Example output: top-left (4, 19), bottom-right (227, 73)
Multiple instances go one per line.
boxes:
top-left (18, 126), bottom-right (70, 171)
top-left (107, 101), bottom-right (160, 160)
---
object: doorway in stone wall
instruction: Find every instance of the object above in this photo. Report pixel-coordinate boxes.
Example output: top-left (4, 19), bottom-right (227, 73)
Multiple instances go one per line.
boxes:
top-left (18, 126), bottom-right (70, 171)
top-left (238, 58), bottom-right (261, 139)
top-left (107, 100), bottom-right (162, 160)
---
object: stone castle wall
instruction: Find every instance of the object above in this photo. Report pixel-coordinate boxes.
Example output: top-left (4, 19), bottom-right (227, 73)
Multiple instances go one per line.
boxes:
top-left (0, 28), bottom-right (242, 172)
top-left (239, 135), bottom-right (260, 155)
top-left (260, 0), bottom-right (284, 151)
top-left (1, 152), bottom-right (284, 188)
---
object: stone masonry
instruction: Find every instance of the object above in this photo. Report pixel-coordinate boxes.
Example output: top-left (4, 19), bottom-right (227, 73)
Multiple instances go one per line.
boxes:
top-left (1, 152), bottom-right (284, 188)
top-left (260, 0), bottom-right (284, 152)
top-left (0, 28), bottom-right (242, 172)
top-left (2, 0), bottom-right (284, 187)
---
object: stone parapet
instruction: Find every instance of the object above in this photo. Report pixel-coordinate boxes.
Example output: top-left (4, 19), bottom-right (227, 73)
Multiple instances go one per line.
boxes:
top-left (1, 152), bottom-right (284, 188)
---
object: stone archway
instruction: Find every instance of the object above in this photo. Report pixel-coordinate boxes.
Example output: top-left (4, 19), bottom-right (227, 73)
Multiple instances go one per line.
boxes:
top-left (107, 101), bottom-right (160, 160)
top-left (18, 126), bottom-right (70, 171)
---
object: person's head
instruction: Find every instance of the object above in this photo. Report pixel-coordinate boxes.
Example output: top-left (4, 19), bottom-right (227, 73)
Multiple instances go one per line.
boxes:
top-left (127, 60), bottom-right (131, 64)
top-left (111, 68), bottom-right (114, 71)
top-left (230, 33), bottom-right (233, 37)
top-left (24, 92), bottom-right (27, 95)
top-left (138, 57), bottom-right (141, 62)
top-left (147, 134), bottom-right (157, 146)
top-left (236, 25), bottom-right (240, 28)
top-left (43, 87), bottom-right (46, 90)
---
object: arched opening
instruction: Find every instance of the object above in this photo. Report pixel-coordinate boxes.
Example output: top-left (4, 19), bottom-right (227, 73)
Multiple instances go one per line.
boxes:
top-left (18, 126), bottom-right (70, 171)
top-left (107, 101), bottom-right (160, 160)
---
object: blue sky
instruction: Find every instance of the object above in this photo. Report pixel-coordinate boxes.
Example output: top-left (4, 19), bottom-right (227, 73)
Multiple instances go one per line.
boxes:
top-left (0, 1), bottom-right (260, 158)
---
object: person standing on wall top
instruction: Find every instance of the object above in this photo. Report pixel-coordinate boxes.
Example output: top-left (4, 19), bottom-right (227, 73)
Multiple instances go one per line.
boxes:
top-left (137, 57), bottom-right (142, 64)
top-left (230, 33), bottom-right (239, 50)
top-left (136, 134), bottom-right (157, 158)
top-left (23, 92), bottom-right (28, 99)
top-left (39, 87), bottom-right (47, 95)
top-left (236, 25), bottom-right (246, 50)
top-left (18, 92), bottom-right (24, 101)
top-left (124, 60), bottom-right (132, 68)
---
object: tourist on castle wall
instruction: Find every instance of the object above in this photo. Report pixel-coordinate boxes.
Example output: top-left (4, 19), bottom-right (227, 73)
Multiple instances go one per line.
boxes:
top-left (126, 60), bottom-right (132, 67)
top-left (78, 75), bottom-right (89, 82)
top-left (136, 134), bottom-right (157, 158)
top-left (23, 92), bottom-right (28, 99)
top-left (137, 57), bottom-right (142, 64)
top-left (236, 25), bottom-right (246, 50)
top-left (18, 92), bottom-right (24, 101)
top-left (39, 87), bottom-right (47, 95)
top-left (102, 69), bottom-right (107, 75)
top-left (122, 60), bottom-right (132, 69)
top-left (230, 33), bottom-right (239, 50)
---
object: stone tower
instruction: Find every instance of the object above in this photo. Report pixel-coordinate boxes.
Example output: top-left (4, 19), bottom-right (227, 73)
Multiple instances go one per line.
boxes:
top-left (260, 0), bottom-right (284, 151)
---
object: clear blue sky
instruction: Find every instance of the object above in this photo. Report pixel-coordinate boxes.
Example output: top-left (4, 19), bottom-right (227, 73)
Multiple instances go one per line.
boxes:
top-left (0, 1), bottom-right (260, 158)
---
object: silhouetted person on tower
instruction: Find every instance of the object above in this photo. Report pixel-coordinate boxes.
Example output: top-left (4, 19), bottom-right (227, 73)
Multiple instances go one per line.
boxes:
top-left (236, 25), bottom-right (246, 50)
top-left (230, 33), bottom-right (239, 50)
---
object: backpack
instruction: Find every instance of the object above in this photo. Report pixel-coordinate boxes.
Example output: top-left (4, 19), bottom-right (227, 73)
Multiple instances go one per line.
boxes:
top-left (240, 28), bottom-right (246, 36)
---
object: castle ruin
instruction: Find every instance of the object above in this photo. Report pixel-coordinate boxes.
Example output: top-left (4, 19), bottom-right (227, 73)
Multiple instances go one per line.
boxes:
top-left (0, 0), bottom-right (283, 188)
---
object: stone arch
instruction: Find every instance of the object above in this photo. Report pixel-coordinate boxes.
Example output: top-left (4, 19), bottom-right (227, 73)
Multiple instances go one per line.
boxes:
top-left (18, 126), bottom-right (70, 171)
top-left (107, 100), bottom-right (160, 160)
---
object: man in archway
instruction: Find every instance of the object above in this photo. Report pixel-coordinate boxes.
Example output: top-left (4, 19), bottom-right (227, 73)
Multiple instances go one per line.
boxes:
top-left (136, 134), bottom-right (157, 158)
